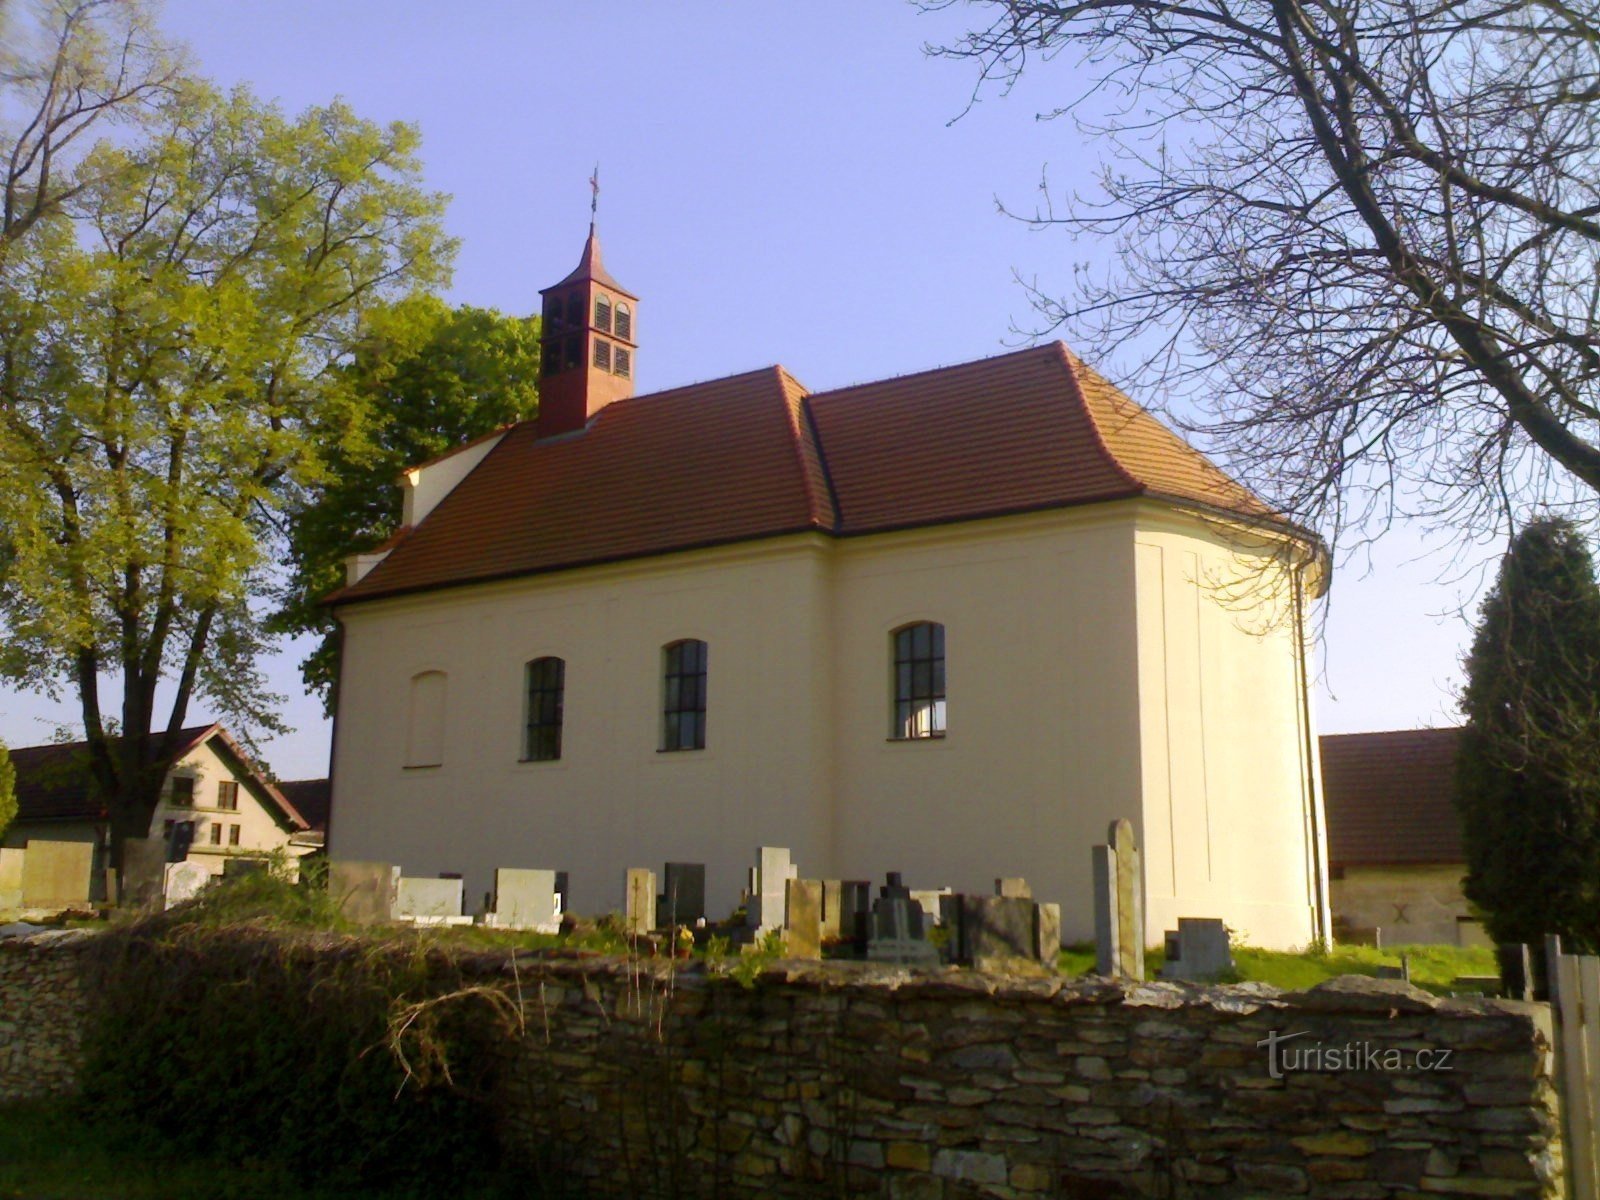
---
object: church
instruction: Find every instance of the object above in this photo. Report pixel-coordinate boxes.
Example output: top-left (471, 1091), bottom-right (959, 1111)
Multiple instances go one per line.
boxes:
top-left (324, 224), bottom-right (1332, 949)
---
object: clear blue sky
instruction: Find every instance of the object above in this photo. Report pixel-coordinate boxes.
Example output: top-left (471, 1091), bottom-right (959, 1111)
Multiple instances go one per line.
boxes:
top-left (0, 2), bottom-right (1483, 777)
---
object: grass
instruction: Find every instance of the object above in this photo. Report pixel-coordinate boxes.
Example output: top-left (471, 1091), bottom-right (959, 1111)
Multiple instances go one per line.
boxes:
top-left (1059, 939), bottom-right (1498, 995)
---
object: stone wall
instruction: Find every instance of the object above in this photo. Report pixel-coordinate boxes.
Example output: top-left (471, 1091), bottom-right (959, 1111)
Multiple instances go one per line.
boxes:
top-left (0, 931), bottom-right (92, 1101)
top-left (495, 959), bottom-right (1563, 1199)
top-left (0, 934), bottom-right (1566, 1198)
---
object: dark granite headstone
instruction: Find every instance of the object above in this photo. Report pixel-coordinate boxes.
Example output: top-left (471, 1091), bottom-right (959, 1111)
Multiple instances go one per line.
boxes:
top-left (866, 894), bottom-right (939, 965)
top-left (966, 895), bottom-right (1037, 968)
top-left (662, 862), bottom-right (706, 926)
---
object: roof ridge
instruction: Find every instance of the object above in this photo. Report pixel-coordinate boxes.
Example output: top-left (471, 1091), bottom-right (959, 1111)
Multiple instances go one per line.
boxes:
top-left (807, 341), bottom-right (1065, 402)
top-left (1050, 344), bottom-right (1145, 495)
top-left (770, 367), bottom-right (834, 533)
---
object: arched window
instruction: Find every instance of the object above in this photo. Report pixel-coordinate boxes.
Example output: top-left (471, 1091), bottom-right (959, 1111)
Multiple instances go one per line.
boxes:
top-left (593, 295), bottom-right (612, 332)
top-left (542, 339), bottom-right (562, 376)
top-left (614, 302), bottom-right (632, 342)
top-left (661, 639), bottom-right (708, 751)
top-left (565, 293), bottom-right (585, 325)
top-left (406, 670), bottom-right (447, 767)
top-left (564, 335), bottom-right (581, 370)
top-left (891, 622), bottom-right (945, 739)
top-left (523, 657), bottom-right (565, 762)
top-left (543, 294), bottom-right (563, 326)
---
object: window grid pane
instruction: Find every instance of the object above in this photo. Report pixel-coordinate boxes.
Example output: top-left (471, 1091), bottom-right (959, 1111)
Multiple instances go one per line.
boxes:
top-left (892, 622), bottom-right (946, 739)
top-left (662, 640), bottom-right (708, 751)
top-left (524, 657), bottom-right (565, 761)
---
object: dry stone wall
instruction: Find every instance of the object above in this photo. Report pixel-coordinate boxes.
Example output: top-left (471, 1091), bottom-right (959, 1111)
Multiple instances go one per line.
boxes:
top-left (495, 959), bottom-right (1563, 1200)
top-left (0, 934), bottom-right (1566, 1199)
top-left (0, 931), bottom-right (92, 1101)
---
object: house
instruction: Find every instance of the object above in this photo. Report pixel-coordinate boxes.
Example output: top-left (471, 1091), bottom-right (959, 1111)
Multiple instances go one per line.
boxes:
top-left (1320, 728), bottom-right (1487, 946)
top-left (2, 724), bottom-right (316, 897)
top-left (324, 225), bottom-right (1332, 948)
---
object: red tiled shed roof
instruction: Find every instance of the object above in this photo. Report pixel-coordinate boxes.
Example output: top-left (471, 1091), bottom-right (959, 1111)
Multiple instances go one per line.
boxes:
top-left (1320, 728), bottom-right (1466, 867)
top-left (331, 342), bottom-right (1288, 606)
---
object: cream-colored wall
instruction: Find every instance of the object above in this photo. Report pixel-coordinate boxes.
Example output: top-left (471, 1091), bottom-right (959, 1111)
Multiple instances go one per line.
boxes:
top-left (149, 739), bottom-right (306, 877)
top-left (331, 504), bottom-right (1325, 945)
top-left (827, 513), bottom-right (1144, 942)
top-left (331, 538), bottom-right (836, 917)
top-left (1331, 864), bottom-right (1479, 947)
top-left (1133, 510), bottom-right (1326, 949)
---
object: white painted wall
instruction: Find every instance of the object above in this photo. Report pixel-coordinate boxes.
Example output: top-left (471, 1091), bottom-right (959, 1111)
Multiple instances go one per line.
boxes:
top-left (330, 502), bottom-right (1324, 946)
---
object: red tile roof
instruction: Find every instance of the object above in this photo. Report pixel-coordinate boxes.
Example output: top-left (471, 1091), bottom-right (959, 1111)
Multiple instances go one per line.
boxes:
top-left (1320, 728), bottom-right (1465, 867)
top-left (331, 342), bottom-right (1290, 606)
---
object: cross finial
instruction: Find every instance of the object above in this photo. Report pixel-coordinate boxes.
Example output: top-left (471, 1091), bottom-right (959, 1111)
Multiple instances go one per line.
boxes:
top-left (589, 164), bottom-right (600, 225)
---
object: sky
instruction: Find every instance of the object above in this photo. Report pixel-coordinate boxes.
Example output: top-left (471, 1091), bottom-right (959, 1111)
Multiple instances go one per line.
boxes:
top-left (0, 2), bottom-right (1490, 777)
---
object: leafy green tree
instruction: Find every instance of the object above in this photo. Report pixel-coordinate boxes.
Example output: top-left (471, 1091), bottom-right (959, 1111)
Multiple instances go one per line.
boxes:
top-left (272, 296), bottom-right (540, 710)
top-left (0, 20), bottom-right (453, 862)
top-left (0, 741), bottom-right (15, 841)
top-left (1457, 518), bottom-right (1600, 951)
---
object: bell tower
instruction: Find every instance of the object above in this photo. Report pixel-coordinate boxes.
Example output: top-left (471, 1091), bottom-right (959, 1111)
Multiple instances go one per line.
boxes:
top-left (537, 222), bottom-right (638, 438)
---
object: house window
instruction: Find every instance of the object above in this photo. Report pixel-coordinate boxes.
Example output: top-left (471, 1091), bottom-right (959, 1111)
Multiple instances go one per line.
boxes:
top-left (406, 670), bottom-right (447, 767)
top-left (614, 347), bottom-right (631, 379)
top-left (524, 656), bottom-right (565, 762)
top-left (615, 302), bottom-right (632, 341)
top-left (661, 639), bottom-right (707, 752)
top-left (229, 824), bottom-right (241, 846)
top-left (594, 295), bottom-right (612, 332)
top-left (593, 339), bottom-right (612, 371)
top-left (209, 822), bottom-right (222, 846)
top-left (892, 622), bottom-right (946, 739)
top-left (170, 777), bottom-right (195, 807)
top-left (217, 781), bottom-right (239, 811)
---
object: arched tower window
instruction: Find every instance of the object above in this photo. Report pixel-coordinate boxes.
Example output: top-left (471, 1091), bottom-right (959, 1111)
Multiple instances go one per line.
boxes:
top-left (594, 295), bottom-right (612, 333)
top-left (614, 302), bottom-right (632, 342)
top-left (565, 293), bottom-right (585, 325)
top-left (891, 622), bottom-right (945, 739)
top-left (661, 639), bottom-right (708, 751)
top-left (523, 657), bottom-right (565, 762)
top-left (406, 670), bottom-right (447, 767)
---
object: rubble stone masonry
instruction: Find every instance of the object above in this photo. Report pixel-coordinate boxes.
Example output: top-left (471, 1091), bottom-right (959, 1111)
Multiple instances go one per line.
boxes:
top-left (0, 934), bottom-right (1565, 1198)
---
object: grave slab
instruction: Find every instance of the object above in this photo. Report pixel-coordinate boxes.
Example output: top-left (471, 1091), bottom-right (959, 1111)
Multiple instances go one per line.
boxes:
top-left (163, 860), bottom-right (211, 908)
top-left (1036, 902), bottom-right (1062, 962)
top-left (119, 837), bottom-right (167, 910)
top-left (329, 860), bottom-right (398, 925)
top-left (20, 840), bottom-right (94, 910)
top-left (820, 879), bottom-right (843, 940)
top-left (625, 868), bottom-right (657, 936)
top-left (395, 876), bottom-right (465, 921)
top-left (661, 862), bottom-right (706, 927)
top-left (996, 877), bottom-right (1032, 899)
top-left (492, 868), bottom-right (559, 932)
top-left (966, 895), bottom-right (1037, 969)
top-left (784, 878), bottom-right (823, 960)
top-left (0, 847), bottom-right (24, 912)
top-left (1159, 917), bottom-right (1233, 981)
top-left (748, 846), bottom-right (791, 932)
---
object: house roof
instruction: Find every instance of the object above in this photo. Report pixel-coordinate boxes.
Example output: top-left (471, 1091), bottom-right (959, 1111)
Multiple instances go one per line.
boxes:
top-left (7, 725), bottom-right (309, 833)
top-left (277, 779), bottom-right (331, 833)
top-left (330, 342), bottom-right (1290, 607)
top-left (1320, 728), bottom-right (1465, 867)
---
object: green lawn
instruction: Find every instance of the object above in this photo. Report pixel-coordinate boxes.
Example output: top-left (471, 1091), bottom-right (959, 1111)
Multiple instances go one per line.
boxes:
top-left (1059, 941), bottom-right (1498, 994)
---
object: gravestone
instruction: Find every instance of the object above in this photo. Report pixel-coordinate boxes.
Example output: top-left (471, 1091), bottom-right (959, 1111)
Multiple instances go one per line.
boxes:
top-left (966, 895), bottom-right (1038, 970)
top-left (395, 876), bottom-right (465, 922)
top-left (1036, 901), bottom-right (1062, 962)
top-left (1093, 820), bottom-right (1145, 979)
top-left (1159, 917), bottom-right (1233, 981)
top-left (19, 840), bottom-right (95, 910)
top-left (784, 878), bottom-right (823, 960)
top-left (625, 868), bottom-right (657, 936)
top-left (328, 860), bottom-right (398, 925)
top-left (841, 880), bottom-right (872, 951)
top-left (119, 837), bottom-right (168, 910)
top-left (490, 868), bottom-right (559, 932)
top-left (0, 847), bottom-right (24, 912)
top-left (996, 877), bottom-right (1032, 899)
top-left (746, 847), bottom-right (792, 933)
top-left (661, 862), bottom-right (705, 926)
top-left (866, 893), bottom-right (939, 966)
top-left (938, 893), bottom-right (967, 962)
top-left (820, 880), bottom-right (843, 940)
top-left (163, 860), bottom-right (211, 908)
top-left (910, 888), bottom-right (950, 926)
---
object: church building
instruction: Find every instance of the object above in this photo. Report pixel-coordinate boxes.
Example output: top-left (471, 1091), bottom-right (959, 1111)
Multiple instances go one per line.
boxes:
top-left (325, 225), bottom-right (1332, 948)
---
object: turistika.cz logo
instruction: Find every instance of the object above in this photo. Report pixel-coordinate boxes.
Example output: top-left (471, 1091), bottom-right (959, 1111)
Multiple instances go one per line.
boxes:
top-left (1256, 1030), bottom-right (1455, 1079)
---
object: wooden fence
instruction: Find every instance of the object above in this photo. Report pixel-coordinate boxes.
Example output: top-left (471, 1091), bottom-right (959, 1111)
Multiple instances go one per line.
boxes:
top-left (1548, 936), bottom-right (1600, 1200)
